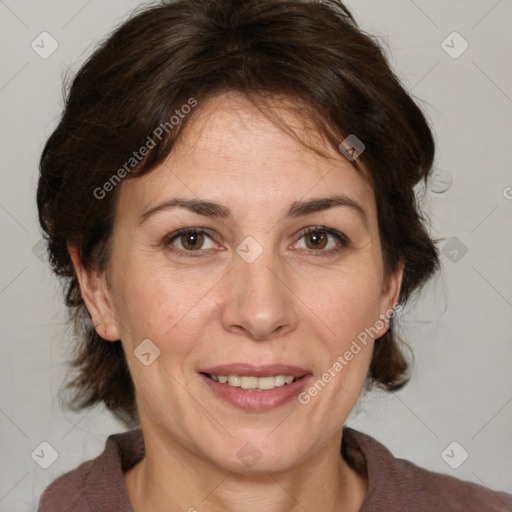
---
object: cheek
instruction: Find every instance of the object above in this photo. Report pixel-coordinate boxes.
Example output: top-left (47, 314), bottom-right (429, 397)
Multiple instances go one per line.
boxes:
top-left (112, 258), bottom-right (220, 354)
top-left (303, 266), bottom-right (383, 345)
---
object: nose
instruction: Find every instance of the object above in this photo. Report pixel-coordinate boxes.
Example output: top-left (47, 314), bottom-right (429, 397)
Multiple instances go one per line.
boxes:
top-left (220, 248), bottom-right (299, 341)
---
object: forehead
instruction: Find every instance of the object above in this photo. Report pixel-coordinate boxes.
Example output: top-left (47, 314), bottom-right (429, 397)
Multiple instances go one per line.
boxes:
top-left (118, 92), bottom-right (375, 220)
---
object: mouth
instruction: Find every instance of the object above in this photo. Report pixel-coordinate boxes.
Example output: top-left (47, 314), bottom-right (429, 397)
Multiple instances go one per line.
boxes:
top-left (201, 372), bottom-right (306, 391)
top-left (199, 364), bottom-right (312, 411)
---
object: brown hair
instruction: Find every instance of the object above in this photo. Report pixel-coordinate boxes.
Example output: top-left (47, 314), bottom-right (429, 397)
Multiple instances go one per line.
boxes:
top-left (37, 0), bottom-right (440, 425)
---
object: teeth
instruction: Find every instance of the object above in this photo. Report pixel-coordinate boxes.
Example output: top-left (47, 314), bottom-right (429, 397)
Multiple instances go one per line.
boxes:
top-left (240, 376), bottom-right (258, 389)
top-left (227, 376), bottom-right (240, 387)
top-left (259, 376), bottom-right (281, 389)
top-left (273, 375), bottom-right (286, 387)
top-left (208, 374), bottom-right (297, 390)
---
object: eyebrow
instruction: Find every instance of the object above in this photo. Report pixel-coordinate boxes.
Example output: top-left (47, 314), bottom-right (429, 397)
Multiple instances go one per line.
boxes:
top-left (139, 193), bottom-right (369, 229)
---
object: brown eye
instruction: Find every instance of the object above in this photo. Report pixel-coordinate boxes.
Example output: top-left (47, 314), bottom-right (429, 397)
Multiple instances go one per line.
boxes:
top-left (165, 229), bottom-right (218, 255)
top-left (304, 230), bottom-right (328, 250)
top-left (180, 231), bottom-right (205, 251)
top-left (294, 227), bottom-right (349, 255)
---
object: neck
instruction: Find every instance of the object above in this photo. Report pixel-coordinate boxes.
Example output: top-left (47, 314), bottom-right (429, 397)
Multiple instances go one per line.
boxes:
top-left (124, 426), bottom-right (368, 512)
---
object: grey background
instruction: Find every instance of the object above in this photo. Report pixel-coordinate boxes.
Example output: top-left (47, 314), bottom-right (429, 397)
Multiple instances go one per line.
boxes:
top-left (0, 0), bottom-right (511, 509)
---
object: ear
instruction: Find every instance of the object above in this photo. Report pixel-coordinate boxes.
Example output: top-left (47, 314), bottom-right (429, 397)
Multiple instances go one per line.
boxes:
top-left (67, 244), bottom-right (120, 342)
top-left (375, 262), bottom-right (404, 338)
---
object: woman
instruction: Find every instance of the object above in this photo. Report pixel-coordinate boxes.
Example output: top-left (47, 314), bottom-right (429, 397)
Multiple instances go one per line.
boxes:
top-left (36, 0), bottom-right (512, 510)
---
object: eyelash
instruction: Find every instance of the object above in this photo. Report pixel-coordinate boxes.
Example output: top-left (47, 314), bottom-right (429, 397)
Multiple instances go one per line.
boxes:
top-left (163, 226), bottom-right (350, 259)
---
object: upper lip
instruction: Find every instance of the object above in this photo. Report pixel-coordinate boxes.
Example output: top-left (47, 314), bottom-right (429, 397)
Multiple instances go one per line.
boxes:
top-left (200, 364), bottom-right (311, 378)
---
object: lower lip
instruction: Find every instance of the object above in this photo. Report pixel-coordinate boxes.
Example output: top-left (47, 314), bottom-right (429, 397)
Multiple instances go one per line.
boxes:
top-left (200, 374), bottom-right (312, 411)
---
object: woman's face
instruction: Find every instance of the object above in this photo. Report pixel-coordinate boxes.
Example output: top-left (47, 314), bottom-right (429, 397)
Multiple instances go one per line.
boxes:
top-left (81, 92), bottom-right (402, 472)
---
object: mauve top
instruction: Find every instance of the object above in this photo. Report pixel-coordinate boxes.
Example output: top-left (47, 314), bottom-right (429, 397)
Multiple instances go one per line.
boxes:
top-left (38, 427), bottom-right (512, 511)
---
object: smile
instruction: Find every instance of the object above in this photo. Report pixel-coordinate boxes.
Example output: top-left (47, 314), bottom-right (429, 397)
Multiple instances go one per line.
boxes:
top-left (199, 364), bottom-right (312, 411)
top-left (204, 373), bottom-right (298, 391)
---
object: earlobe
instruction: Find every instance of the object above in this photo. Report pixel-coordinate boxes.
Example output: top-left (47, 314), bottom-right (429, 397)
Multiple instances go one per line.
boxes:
top-left (384, 262), bottom-right (404, 309)
top-left (376, 262), bottom-right (404, 336)
top-left (67, 244), bottom-right (120, 342)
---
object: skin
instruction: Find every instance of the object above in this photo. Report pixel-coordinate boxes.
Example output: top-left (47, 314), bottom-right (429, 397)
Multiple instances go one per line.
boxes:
top-left (69, 91), bottom-right (403, 512)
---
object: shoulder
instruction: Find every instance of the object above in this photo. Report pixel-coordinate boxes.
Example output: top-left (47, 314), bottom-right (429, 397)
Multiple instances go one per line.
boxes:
top-left (37, 428), bottom-right (144, 512)
top-left (344, 427), bottom-right (512, 512)
top-left (37, 456), bottom-right (100, 512)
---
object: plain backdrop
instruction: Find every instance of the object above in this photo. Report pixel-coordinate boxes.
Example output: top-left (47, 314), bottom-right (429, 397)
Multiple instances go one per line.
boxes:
top-left (0, 0), bottom-right (511, 510)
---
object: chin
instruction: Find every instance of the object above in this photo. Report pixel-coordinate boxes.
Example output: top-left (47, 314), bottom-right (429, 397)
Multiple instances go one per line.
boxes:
top-left (196, 431), bottom-right (311, 476)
